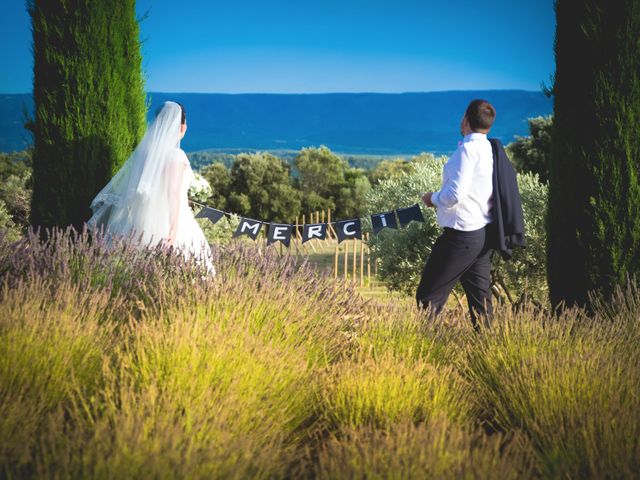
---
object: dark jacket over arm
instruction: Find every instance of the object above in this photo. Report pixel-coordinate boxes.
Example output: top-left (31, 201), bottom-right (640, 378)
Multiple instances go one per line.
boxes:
top-left (489, 138), bottom-right (526, 260)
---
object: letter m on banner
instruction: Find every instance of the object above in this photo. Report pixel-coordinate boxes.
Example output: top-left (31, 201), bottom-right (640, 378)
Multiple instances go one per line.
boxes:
top-left (233, 218), bottom-right (263, 240)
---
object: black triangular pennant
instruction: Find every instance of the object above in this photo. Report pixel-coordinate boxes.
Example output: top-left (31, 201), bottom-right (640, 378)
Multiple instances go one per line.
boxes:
top-left (371, 211), bottom-right (398, 235)
top-left (335, 219), bottom-right (362, 243)
top-left (396, 204), bottom-right (425, 227)
top-left (195, 206), bottom-right (225, 225)
top-left (302, 223), bottom-right (327, 243)
top-left (233, 218), bottom-right (263, 240)
top-left (267, 223), bottom-right (293, 247)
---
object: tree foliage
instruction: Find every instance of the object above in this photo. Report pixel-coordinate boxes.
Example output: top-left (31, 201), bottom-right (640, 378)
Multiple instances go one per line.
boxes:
top-left (0, 150), bottom-right (33, 238)
top-left (507, 116), bottom-right (552, 183)
top-left (227, 152), bottom-right (301, 223)
top-left (547, 0), bottom-right (640, 310)
top-left (367, 158), bottom-right (415, 185)
top-left (294, 146), bottom-right (371, 218)
top-left (28, 0), bottom-right (146, 231)
top-left (200, 162), bottom-right (231, 211)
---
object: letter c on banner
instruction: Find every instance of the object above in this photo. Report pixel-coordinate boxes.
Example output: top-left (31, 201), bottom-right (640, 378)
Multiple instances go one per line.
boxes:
top-left (343, 221), bottom-right (356, 235)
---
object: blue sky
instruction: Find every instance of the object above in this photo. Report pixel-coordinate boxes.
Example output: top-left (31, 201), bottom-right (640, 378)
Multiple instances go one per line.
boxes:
top-left (1, 0), bottom-right (555, 93)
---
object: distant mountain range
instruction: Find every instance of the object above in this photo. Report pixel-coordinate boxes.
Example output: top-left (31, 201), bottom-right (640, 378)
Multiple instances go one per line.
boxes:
top-left (0, 91), bottom-right (552, 154)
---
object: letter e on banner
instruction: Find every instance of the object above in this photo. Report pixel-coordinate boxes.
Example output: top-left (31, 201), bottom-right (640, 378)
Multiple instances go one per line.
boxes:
top-left (267, 223), bottom-right (293, 247)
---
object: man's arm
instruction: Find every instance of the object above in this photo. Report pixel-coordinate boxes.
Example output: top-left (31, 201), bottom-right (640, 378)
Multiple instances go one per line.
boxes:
top-left (429, 146), bottom-right (476, 209)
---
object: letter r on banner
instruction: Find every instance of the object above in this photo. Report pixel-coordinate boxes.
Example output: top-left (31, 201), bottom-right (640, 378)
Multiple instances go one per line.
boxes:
top-left (302, 223), bottom-right (327, 243)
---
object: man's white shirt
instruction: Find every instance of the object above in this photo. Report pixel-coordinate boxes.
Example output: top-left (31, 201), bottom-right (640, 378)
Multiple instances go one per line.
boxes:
top-left (430, 132), bottom-right (494, 231)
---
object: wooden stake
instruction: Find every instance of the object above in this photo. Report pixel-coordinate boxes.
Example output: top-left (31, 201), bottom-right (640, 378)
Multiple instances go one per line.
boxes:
top-left (352, 238), bottom-right (357, 284)
top-left (343, 240), bottom-right (348, 281)
top-left (334, 242), bottom-right (339, 280)
top-left (321, 210), bottom-right (329, 245)
top-left (374, 257), bottom-right (378, 287)
top-left (367, 237), bottom-right (371, 287)
top-left (360, 237), bottom-right (365, 287)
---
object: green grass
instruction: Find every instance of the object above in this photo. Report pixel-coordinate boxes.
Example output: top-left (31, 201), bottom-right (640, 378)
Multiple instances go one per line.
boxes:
top-left (1, 229), bottom-right (639, 478)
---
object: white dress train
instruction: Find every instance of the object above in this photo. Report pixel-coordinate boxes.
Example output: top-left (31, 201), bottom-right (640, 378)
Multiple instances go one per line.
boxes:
top-left (169, 149), bottom-right (215, 275)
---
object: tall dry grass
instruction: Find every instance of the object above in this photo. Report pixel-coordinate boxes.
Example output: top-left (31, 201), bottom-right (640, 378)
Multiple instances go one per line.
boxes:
top-left (0, 228), bottom-right (638, 478)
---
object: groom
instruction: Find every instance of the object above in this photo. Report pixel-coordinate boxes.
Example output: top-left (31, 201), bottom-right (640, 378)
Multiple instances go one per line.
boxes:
top-left (417, 99), bottom-right (496, 329)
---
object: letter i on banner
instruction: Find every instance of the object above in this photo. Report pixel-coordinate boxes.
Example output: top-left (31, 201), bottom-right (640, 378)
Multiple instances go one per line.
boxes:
top-left (302, 223), bottom-right (327, 243)
top-left (233, 218), bottom-right (263, 240)
top-left (267, 223), bottom-right (293, 247)
top-left (371, 211), bottom-right (398, 235)
top-left (335, 219), bottom-right (362, 243)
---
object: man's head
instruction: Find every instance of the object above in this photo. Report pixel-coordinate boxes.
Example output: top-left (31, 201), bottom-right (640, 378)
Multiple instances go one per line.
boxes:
top-left (461, 99), bottom-right (496, 135)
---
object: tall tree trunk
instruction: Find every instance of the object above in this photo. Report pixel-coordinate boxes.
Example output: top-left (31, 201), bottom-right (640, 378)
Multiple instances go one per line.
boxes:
top-left (29, 0), bottom-right (146, 232)
top-left (547, 0), bottom-right (640, 310)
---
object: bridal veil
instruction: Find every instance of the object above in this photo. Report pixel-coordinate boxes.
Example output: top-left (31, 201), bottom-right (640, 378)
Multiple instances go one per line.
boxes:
top-left (87, 101), bottom-right (183, 247)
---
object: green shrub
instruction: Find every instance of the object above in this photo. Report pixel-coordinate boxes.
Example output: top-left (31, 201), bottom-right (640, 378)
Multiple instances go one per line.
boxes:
top-left (0, 172), bottom-right (31, 229)
top-left (364, 156), bottom-right (549, 303)
top-left (0, 201), bottom-right (21, 242)
top-left (507, 115), bottom-right (552, 182)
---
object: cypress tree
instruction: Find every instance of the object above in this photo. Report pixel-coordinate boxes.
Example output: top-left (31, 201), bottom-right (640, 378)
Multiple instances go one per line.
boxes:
top-left (29, 0), bottom-right (146, 231)
top-left (547, 0), bottom-right (640, 310)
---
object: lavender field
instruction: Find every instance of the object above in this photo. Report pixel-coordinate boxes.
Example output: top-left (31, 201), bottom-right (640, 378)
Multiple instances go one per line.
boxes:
top-left (0, 228), bottom-right (638, 479)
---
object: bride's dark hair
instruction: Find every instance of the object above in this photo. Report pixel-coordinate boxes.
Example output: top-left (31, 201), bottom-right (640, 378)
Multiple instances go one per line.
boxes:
top-left (154, 102), bottom-right (186, 125)
top-left (177, 103), bottom-right (186, 125)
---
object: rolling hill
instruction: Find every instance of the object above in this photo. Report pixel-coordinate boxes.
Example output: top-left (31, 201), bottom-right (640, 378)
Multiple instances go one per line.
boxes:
top-left (0, 90), bottom-right (551, 154)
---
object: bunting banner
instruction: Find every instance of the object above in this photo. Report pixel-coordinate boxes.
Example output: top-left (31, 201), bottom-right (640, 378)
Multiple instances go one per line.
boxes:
top-left (190, 199), bottom-right (425, 248)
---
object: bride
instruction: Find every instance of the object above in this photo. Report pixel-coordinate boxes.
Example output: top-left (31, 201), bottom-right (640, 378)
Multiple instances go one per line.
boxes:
top-left (87, 101), bottom-right (215, 275)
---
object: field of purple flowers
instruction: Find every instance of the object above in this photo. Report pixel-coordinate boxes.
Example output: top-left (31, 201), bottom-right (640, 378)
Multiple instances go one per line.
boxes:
top-left (0, 228), bottom-right (639, 479)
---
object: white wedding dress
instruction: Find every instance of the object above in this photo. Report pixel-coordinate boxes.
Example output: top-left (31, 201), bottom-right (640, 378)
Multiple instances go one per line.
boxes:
top-left (170, 149), bottom-right (215, 274)
top-left (87, 101), bottom-right (215, 276)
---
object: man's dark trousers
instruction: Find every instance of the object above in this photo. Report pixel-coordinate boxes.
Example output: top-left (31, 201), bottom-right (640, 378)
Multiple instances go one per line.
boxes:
top-left (416, 225), bottom-right (493, 329)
